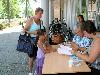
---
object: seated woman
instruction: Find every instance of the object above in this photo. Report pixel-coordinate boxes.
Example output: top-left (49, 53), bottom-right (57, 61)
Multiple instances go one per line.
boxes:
top-left (71, 24), bottom-right (92, 52)
top-left (71, 21), bottom-right (100, 72)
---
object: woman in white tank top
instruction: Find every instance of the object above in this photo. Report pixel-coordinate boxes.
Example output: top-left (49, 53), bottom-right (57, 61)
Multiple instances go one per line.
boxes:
top-left (23, 7), bottom-right (44, 75)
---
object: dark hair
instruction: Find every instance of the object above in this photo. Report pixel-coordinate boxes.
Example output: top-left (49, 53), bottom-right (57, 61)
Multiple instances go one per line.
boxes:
top-left (35, 7), bottom-right (43, 15)
top-left (81, 20), bottom-right (97, 34)
top-left (77, 15), bottom-right (85, 22)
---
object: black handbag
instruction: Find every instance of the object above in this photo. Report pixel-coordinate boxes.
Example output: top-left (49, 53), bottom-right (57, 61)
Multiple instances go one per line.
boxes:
top-left (16, 20), bottom-right (45, 56)
top-left (16, 32), bottom-right (34, 55)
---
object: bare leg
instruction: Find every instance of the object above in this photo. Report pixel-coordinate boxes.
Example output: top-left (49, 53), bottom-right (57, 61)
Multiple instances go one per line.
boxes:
top-left (28, 57), bottom-right (33, 73)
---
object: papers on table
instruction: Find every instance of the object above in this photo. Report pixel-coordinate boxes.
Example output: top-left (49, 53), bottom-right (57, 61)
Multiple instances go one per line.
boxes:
top-left (57, 45), bottom-right (72, 55)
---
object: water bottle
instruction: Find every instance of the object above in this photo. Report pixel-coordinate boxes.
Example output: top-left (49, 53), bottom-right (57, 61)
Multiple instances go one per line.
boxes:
top-left (68, 57), bottom-right (73, 67)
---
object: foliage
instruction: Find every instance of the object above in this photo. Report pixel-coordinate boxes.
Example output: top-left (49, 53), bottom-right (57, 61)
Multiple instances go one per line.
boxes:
top-left (0, 0), bottom-right (35, 19)
top-left (0, 23), bottom-right (11, 30)
top-left (0, 0), bottom-right (19, 19)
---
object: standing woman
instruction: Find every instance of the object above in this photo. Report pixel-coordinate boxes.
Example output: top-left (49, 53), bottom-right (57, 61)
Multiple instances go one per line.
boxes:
top-left (23, 7), bottom-right (44, 75)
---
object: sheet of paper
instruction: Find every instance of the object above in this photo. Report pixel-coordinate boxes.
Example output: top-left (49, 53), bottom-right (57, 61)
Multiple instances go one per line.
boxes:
top-left (57, 45), bottom-right (72, 55)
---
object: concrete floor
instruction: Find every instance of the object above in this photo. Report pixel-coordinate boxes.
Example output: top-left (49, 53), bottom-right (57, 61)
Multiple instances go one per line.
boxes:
top-left (0, 26), bottom-right (29, 75)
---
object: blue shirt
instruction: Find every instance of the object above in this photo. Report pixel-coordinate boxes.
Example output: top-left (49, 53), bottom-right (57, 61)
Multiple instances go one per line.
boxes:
top-left (73, 35), bottom-right (92, 48)
top-left (28, 21), bottom-right (44, 37)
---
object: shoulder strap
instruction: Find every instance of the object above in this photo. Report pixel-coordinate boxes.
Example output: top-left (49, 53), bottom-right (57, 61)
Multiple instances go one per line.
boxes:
top-left (40, 20), bottom-right (46, 31)
top-left (40, 20), bottom-right (43, 30)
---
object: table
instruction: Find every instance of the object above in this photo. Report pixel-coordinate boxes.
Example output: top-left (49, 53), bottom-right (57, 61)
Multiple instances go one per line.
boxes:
top-left (42, 45), bottom-right (91, 74)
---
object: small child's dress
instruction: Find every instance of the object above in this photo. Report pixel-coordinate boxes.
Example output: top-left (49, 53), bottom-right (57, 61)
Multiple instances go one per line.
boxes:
top-left (35, 44), bottom-right (45, 75)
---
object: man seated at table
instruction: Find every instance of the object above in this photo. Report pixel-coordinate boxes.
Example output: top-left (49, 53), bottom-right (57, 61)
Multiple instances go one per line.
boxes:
top-left (71, 24), bottom-right (92, 53)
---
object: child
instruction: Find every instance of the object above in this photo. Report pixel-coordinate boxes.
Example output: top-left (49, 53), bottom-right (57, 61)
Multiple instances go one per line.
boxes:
top-left (34, 30), bottom-right (47, 75)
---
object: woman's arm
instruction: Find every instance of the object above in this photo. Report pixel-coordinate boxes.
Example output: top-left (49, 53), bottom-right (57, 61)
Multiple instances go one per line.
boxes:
top-left (23, 17), bottom-right (33, 32)
top-left (72, 42), bottom-right (100, 63)
top-left (23, 17), bottom-right (38, 35)
top-left (88, 42), bottom-right (100, 63)
top-left (26, 30), bottom-right (38, 35)
top-left (71, 42), bottom-right (86, 51)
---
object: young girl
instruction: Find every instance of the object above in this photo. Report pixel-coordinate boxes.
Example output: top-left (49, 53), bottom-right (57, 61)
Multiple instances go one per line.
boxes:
top-left (34, 30), bottom-right (47, 75)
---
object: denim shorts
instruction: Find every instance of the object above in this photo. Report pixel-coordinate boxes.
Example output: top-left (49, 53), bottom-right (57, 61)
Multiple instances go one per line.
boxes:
top-left (31, 37), bottom-right (36, 44)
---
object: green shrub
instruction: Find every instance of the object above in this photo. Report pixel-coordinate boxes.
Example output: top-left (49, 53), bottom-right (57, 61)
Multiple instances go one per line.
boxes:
top-left (0, 23), bottom-right (11, 30)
